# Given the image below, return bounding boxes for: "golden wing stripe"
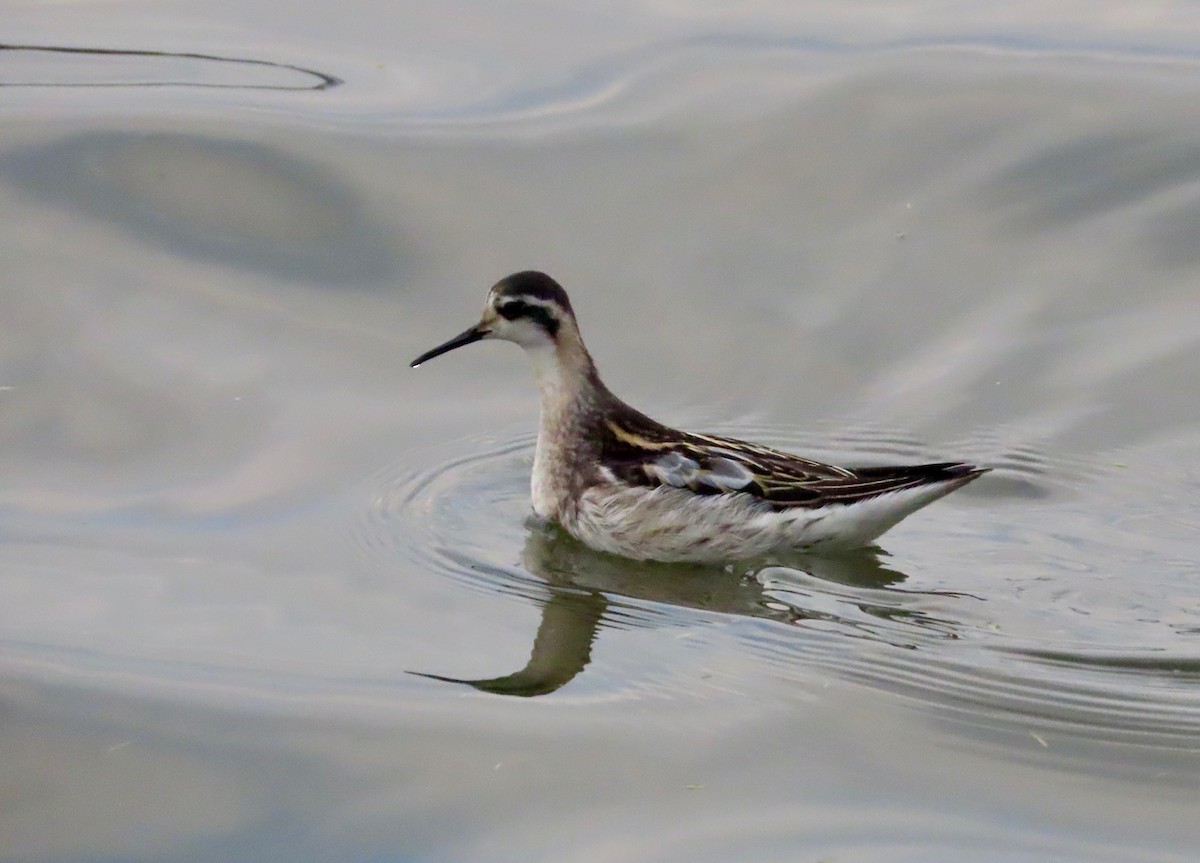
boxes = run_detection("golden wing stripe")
[605,419,675,450]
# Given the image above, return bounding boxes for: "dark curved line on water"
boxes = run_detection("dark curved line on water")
[0,43,342,91]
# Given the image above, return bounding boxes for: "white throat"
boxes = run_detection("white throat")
[524,336,597,520]
[526,340,573,402]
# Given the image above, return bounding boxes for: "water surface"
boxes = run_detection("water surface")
[2,4,1200,861]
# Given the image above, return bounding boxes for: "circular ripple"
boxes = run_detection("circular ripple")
[349,419,1005,613]
[352,424,1200,748]
[351,429,544,602]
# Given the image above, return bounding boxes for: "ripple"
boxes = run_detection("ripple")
[350,421,991,642]
[0,131,397,286]
[352,430,544,601]
[0,44,339,90]
[352,426,1200,747]
[350,420,992,606]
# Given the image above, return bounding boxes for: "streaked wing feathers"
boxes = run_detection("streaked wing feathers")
[602,426,981,510]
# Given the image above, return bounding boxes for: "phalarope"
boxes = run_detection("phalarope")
[412,271,987,562]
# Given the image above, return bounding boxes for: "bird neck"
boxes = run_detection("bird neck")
[524,330,607,518]
[524,328,603,422]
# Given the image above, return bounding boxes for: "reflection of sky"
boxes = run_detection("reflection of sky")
[3,4,1200,860]
[1,133,397,285]
[6,2,1200,123]
[2,43,1200,693]
[5,668,1199,862]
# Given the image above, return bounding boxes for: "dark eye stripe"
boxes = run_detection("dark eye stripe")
[498,300,560,337]
[497,301,530,320]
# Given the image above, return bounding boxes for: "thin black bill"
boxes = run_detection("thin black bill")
[410,326,487,367]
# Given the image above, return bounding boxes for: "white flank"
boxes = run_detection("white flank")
[565,476,972,562]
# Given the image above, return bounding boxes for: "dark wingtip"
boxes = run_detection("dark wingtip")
[927,462,991,485]
[853,461,990,486]
[944,462,990,480]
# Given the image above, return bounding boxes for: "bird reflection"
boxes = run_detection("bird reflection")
[408,584,605,697]
[408,521,956,697]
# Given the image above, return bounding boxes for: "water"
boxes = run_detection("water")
[3,5,1200,861]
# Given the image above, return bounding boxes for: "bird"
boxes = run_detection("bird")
[411,271,987,562]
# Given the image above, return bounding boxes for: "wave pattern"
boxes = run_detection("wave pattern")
[350,425,1200,747]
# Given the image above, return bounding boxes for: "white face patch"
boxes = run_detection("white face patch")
[484,294,564,348]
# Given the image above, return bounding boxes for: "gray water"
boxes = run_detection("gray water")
[2,4,1200,861]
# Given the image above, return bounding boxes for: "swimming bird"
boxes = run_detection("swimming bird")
[411,271,987,562]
